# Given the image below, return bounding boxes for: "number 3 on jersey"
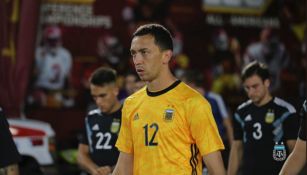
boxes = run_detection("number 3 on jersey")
[252,122,262,140]
[143,123,159,146]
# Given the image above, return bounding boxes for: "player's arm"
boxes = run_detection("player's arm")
[77,143,111,175]
[188,97,226,174]
[216,94,234,146]
[112,152,133,175]
[223,117,234,146]
[284,113,300,153]
[227,140,243,175]
[203,151,226,175]
[279,138,306,175]
[286,139,296,152]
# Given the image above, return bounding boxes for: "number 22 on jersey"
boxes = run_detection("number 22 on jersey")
[95,132,112,149]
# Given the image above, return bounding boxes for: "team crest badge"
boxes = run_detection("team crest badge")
[164,109,174,122]
[273,142,287,161]
[110,119,120,133]
[133,113,139,121]
[265,109,275,124]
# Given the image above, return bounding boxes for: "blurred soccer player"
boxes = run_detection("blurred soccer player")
[228,61,299,175]
[77,67,122,175]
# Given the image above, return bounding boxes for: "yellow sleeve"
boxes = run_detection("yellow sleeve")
[188,97,224,156]
[115,101,133,154]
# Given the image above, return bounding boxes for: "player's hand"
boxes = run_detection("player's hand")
[95,166,112,175]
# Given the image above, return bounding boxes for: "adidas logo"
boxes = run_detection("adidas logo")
[92,124,99,131]
[244,114,252,122]
[133,113,139,121]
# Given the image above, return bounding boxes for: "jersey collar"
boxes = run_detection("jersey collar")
[146,80,181,97]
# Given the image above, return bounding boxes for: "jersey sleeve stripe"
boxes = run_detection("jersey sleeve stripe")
[272,112,292,127]
[274,97,296,113]
[85,117,93,152]
[234,113,244,128]
[272,112,292,142]
[189,144,199,175]
[237,100,252,110]
[88,109,101,116]
[234,113,247,142]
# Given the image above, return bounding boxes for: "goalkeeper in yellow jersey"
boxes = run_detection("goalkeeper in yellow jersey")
[112,23,226,175]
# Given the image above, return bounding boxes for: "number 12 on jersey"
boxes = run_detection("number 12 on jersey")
[143,123,159,146]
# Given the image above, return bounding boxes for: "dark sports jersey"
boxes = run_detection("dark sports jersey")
[79,107,121,166]
[298,100,306,141]
[233,97,299,175]
[0,108,21,168]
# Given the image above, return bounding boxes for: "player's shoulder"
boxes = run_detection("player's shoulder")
[177,82,209,106]
[124,87,147,104]
[273,97,296,113]
[178,82,203,98]
[87,108,101,117]
[237,99,253,111]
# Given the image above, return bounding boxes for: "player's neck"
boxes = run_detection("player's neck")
[147,72,177,93]
[109,101,122,114]
[255,94,272,107]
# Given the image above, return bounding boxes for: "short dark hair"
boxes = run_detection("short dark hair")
[89,67,117,86]
[241,61,270,82]
[132,23,173,51]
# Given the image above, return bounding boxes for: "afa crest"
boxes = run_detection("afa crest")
[265,109,275,124]
[164,109,174,122]
[273,142,287,161]
[110,119,120,133]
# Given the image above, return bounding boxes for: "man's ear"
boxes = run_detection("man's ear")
[264,79,270,88]
[113,85,119,96]
[162,50,173,64]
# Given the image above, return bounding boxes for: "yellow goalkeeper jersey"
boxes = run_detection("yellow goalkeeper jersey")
[116,80,224,175]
